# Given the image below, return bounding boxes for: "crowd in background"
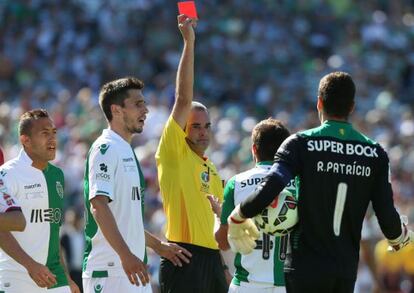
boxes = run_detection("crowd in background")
[1,0,414,292]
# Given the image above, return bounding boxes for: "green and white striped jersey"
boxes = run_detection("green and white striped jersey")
[83,129,146,278]
[0,150,68,288]
[221,162,296,288]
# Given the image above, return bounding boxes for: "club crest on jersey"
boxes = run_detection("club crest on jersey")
[99,144,110,155]
[56,181,64,198]
[94,284,103,293]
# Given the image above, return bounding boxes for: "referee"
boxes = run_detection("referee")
[155,15,227,293]
[228,72,413,293]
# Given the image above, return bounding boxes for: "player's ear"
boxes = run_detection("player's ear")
[20,134,30,148]
[349,101,355,115]
[110,104,122,119]
[252,144,257,156]
[317,96,323,112]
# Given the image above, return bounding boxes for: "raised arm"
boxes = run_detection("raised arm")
[171,14,196,129]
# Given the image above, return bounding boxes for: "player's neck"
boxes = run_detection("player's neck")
[109,124,132,144]
[320,113,349,124]
[28,154,48,170]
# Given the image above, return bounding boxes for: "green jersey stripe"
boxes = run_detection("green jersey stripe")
[83,148,99,272]
[44,164,68,288]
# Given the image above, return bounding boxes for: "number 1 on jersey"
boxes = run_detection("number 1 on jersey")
[333,182,347,236]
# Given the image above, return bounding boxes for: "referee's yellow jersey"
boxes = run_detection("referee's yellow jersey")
[155,116,223,249]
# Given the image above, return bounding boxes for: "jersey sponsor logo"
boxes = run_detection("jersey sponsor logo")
[24,183,41,189]
[122,157,134,162]
[240,177,264,188]
[307,140,378,158]
[131,186,141,201]
[316,161,371,177]
[30,208,62,224]
[96,163,110,181]
[56,181,64,198]
[99,163,108,172]
[99,144,110,155]
[96,173,110,181]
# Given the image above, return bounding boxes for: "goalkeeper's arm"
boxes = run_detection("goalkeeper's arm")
[240,162,293,218]
[387,216,413,251]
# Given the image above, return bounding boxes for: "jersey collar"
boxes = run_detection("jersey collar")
[256,161,273,166]
[103,129,129,145]
[324,120,352,128]
[17,148,33,166]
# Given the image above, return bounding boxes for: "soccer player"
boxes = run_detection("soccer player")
[155,15,228,293]
[216,118,293,293]
[83,77,191,293]
[0,109,79,293]
[227,72,413,293]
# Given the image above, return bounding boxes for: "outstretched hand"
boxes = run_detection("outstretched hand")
[178,14,197,42]
[207,194,221,218]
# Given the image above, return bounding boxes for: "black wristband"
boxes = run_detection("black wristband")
[223,264,229,271]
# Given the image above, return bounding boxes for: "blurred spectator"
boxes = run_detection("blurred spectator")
[61,208,84,292]
[0,147,4,165]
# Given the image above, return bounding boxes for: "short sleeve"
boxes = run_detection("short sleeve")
[155,116,187,165]
[87,143,117,201]
[220,177,235,225]
[0,174,20,213]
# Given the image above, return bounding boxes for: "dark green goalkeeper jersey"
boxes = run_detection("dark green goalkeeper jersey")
[240,120,402,279]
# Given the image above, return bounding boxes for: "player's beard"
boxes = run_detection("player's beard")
[126,124,142,134]
[123,116,143,134]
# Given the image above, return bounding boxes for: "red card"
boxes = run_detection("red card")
[178,1,198,19]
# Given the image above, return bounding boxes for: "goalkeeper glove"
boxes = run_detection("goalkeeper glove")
[388,215,414,252]
[227,204,259,255]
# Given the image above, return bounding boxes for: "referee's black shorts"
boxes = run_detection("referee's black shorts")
[159,242,228,293]
[285,273,356,293]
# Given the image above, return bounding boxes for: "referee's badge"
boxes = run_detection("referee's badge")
[200,170,210,192]
[56,181,64,199]
[201,171,210,183]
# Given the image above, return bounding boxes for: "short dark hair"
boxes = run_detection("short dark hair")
[252,118,290,161]
[99,77,144,121]
[318,72,355,118]
[19,109,50,136]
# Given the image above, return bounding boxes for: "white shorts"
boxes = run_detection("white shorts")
[0,271,70,293]
[229,282,286,293]
[83,276,152,293]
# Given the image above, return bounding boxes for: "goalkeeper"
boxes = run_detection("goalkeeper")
[228,72,413,293]
[215,118,293,293]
